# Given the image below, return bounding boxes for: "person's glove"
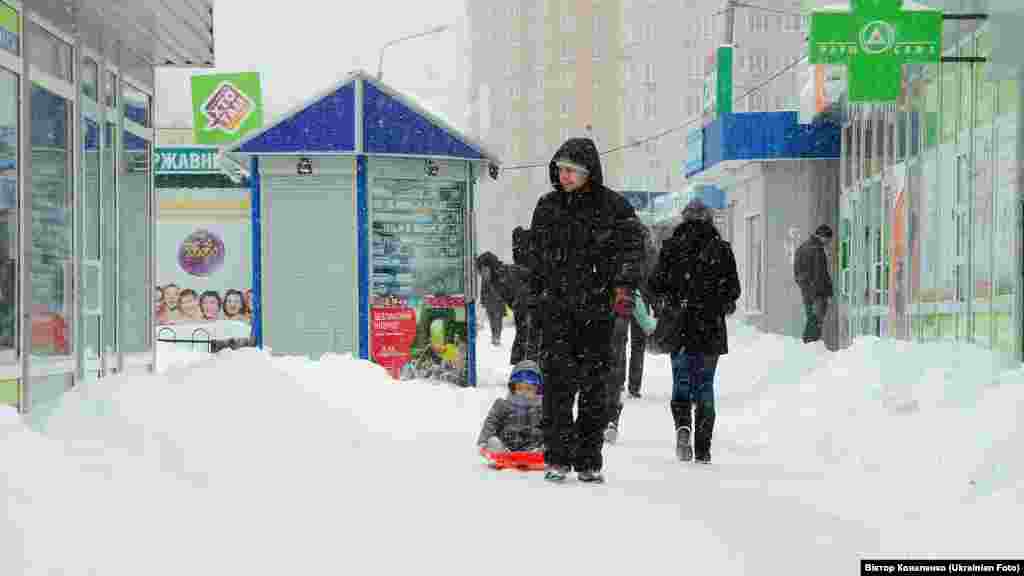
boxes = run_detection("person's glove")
[613,287,634,318]
[632,289,658,335]
[485,436,506,453]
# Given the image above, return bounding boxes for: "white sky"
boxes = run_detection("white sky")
[156,0,468,132]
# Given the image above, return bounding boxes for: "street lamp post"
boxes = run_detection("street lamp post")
[377,24,449,81]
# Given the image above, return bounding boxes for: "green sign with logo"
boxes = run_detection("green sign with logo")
[191,72,264,145]
[809,0,942,102]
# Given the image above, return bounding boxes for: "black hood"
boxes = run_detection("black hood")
[476,251,502,272]
[549,137,604,191]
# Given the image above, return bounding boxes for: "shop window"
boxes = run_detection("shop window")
[123,83,150,128]
[82,57,99,102]
[0,68,16,372]
[119,129,151,353]
[105,71,117,108]
[28,22,72,82]
[30,85,72,357]
[745,214,763,313]
[940,64,957,145]
[0,2,19,56]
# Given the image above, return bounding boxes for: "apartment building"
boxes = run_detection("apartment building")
[467,1,624,262]
[620,0,808,195]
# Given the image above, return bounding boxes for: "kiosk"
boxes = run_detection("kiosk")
[226,71,499,386]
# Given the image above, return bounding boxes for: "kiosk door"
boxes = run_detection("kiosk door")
[262,174,356,358]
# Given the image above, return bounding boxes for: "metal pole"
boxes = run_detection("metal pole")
[723,0,736,45]
[17,6,31,413]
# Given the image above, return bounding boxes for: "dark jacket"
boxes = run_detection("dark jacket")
[526,138,645,327]
[794,235,833,303]
[476,394,544,452]
[477,252,531,311]
[648,219,741,355]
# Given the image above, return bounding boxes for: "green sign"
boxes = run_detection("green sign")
[0,2,19,55]
[191,72,263,145]
[809,0,942,102]
[154,146,222,174]
[702,45,733,122]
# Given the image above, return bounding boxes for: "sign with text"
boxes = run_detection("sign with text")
[809,0,942,102]
[191,72,264,145]
[154,147,221,174]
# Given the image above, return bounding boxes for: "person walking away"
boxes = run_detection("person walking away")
[524,137,645,484]
[793,224,834,344]
[648,199,740,464]
[603,224,657,444]
[477,253,507,346]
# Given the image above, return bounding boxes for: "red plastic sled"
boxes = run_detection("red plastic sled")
[479,447,545,471]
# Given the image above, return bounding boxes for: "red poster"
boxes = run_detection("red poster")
[371,306,418,379]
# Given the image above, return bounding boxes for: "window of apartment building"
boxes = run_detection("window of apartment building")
[643,93,657,120]
[560,100,570,118]
[738,51,746,71]
[560,125,570,142]
[509,85,521,100]
[509,4,520,19]
[535,72,544,92]
[593,78,600,91]
[593,41,602,61]
[745,214,764,312]
[560,12,576,33]
[705,14,714,40]
[643,22,655,43]
[623,62,633,83]
[505,61,515,77]
[561,39,572,61]
[644,62,655,84]
[593,15,603,41]
[687,94,697,117]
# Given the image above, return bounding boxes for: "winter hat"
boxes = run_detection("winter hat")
[554,157,590,176]
[681,198,713,223]
[508,359,543,394]
[815,224,834,239]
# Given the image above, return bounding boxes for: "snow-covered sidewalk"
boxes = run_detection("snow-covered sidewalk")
[2,319,1021,575]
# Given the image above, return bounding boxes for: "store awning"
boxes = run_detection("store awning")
[685,111,841,185]
[28,0,215,68]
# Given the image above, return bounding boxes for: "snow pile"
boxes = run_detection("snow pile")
[2,320,1021,574]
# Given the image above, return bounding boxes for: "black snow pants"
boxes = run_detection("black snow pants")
[509,308,540,365]
[540,308,613,473]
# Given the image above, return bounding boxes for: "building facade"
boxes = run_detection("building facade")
[467,0,625,262]
[0,1,215,414]
[837,8,1022,375]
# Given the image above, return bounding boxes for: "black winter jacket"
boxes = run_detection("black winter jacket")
[648,219,741,355]
[793,235,833,303]
[526,138,645,325]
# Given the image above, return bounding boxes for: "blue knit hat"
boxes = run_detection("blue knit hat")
[509,359,543,395]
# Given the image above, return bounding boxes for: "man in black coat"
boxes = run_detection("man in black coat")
[475,250,536,365]
[525,137,645,483]
[649,199,741,464]
[793,224,834,344]
[509,227,539,365]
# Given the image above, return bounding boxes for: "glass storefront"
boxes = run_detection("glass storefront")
[0,65,16,405]
[840,21,1021,370]
[0,6,157,411]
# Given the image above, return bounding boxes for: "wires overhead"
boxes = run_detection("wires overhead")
[499,50,811,173]
[734,1,804,18]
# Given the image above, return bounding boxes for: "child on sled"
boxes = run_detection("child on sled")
[477,360,544,468]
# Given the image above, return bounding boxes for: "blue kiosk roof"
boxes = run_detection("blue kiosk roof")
[228,70,498,163]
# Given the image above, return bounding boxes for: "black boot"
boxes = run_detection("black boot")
[694,402,716,464]
[670,401,693,461]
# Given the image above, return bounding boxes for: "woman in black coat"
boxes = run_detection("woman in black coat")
[648,198,741,464]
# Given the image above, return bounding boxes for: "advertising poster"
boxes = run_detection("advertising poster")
[155,147,252,339]
[370,177,468,384]
[190,72,263,146]
[370,305,418,379]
